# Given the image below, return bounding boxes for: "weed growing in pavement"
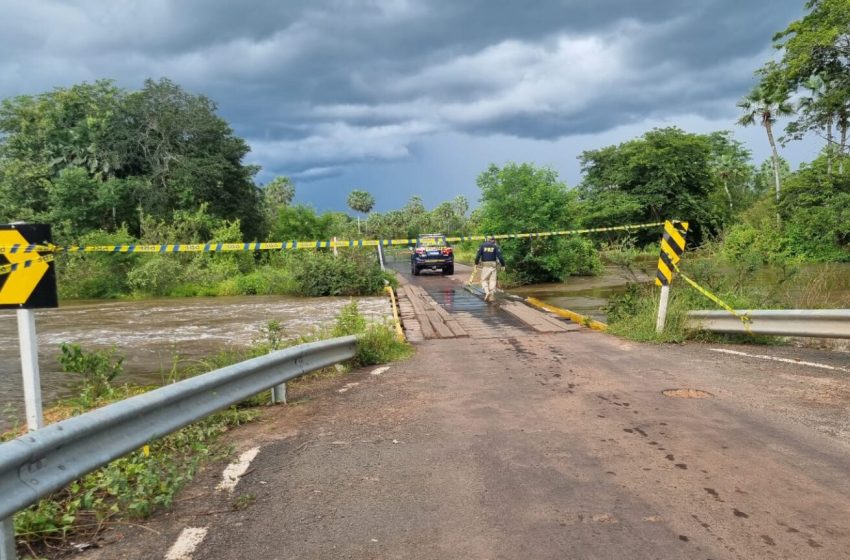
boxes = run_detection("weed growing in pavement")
[231,493,257,511]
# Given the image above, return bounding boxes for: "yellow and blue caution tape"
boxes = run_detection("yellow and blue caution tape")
[0,221,674,277]
[0,254,55,276]
[671,263,753,333]
[654,220,689,287]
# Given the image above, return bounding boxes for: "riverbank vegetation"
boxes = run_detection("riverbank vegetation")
[5,302,409,557]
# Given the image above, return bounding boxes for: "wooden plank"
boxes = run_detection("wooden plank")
[427,293,468,337]
[444,319,468,338]
[425,310,455,338]
[500,302,572,333]
[403,286,439,339]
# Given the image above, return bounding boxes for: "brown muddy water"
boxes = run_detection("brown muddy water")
[0,296,391,428]
[509,266,651,323]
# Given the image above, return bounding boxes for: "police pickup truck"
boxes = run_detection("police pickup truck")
[410,234,454,275]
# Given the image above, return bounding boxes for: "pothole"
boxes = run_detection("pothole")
[662,388,714,399]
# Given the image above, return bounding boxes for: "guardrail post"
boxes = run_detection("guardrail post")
[271,382,287,405]
[0,517,15,560]
[656,285,670,334]
[17,309,43,431]
[377,240,385,270]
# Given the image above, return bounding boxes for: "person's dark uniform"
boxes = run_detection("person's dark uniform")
[474,236,505,302]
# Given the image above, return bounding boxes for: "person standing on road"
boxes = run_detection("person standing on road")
[474,235,505,302]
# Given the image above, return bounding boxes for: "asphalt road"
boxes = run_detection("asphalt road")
[79,271,850,560]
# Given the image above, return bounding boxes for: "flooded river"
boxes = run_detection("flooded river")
[1,295,391,428]
[510,266,650,323]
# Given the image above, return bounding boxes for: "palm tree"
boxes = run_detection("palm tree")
[715,154,740,211]
[347,189,375,235]
[737,85,794,203]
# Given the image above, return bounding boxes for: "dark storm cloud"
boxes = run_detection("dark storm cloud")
[0,0,805,180]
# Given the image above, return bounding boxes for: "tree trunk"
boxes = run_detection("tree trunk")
[765,122,782,203]
[723,180,733,211]
[827,118,833,178]
[841,119,848,175]
[357,215,361,235]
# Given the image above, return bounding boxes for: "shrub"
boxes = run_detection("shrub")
[126,257,185,296]
[331,301,412,365]
[289,250,385,296]
[57,229,137,299]
[58,343,124,407]
[355,323,412,366]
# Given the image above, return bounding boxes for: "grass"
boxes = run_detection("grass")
[601,245,849,344]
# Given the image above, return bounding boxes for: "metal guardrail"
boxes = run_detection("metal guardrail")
[685,309,850,338]
[0,336,357,552]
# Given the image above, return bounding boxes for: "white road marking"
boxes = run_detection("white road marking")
[338,382,360,393]
[371,366,390,376]
[710,348,850,373]
[165,527,208,560]
[216,447,260,493]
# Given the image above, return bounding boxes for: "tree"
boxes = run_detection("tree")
[477,162,600,282]
[707,131,755,212]
[270,204,348,241]
[0,78,264,240]
[578,127,723,243]
[263,176,295,208]
[737,82,794,203]
[771,0,850,172]
[262,176,295,233]
[346,189,375,234]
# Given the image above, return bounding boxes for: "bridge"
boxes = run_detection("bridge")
[2,238,850,559]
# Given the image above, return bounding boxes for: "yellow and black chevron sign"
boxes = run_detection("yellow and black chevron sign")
[655,220,689,287]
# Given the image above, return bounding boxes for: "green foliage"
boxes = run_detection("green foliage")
[355,323,412,366]
[14,403,256,553]
[476,162,599,283]
[578,127,725,243]
[365,195,473,240]
[605,272,779,344]
[346,189,375,215]
[59,343,124,407]
[270,204,349,241]
[0,78,264,240]
[289,250,385,296]
[57,228,137,299]
[333,301,368,336]
[347,189,376,234]
[331,300,412,366]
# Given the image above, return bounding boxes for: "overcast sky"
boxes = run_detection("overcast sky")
[0,0,819,212]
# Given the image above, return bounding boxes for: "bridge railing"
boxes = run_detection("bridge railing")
[0,335,358,558]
